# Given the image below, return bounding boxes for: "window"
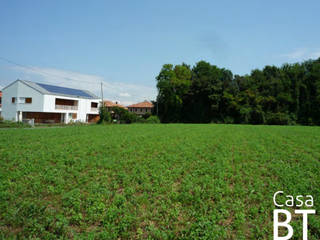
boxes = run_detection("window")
[26,98,32,104]
[12,97,16,103]
[91,102,98,108]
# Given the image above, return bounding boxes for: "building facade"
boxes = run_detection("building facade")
[127,100,154,116]
[2,80,100,123]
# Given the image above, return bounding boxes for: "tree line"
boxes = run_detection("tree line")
[156,58,320,125]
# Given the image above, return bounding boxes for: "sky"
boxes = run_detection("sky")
[0,0,319,105]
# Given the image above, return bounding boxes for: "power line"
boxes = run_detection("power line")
[0,56,101,86]
[0,56,154,102]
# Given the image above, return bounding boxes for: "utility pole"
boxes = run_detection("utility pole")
[101,82,104,107]
[157,100,159,116]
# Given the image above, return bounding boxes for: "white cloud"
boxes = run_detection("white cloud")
[119,92,131,97]
[12,65,157,106]
[280,48,320,61]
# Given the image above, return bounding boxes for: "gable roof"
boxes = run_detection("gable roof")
[127,100,154,108]
[104,100,127,109]
[4,80,99,99]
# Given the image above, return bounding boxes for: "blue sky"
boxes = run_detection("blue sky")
[0,0,319,104]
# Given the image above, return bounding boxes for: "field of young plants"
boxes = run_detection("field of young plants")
[0,124,319,239]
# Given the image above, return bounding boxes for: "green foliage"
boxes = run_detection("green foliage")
[98,106,111,124]
[156,59,320,125]
[0,124,319,239]
[0,120,31,128]
[111,106,138,123]
[122,111,138,124]
[156,63,192,123]
[107,106,157,124]
[146,115,160,123]
[265,112,290,125]
[142,112,151,119]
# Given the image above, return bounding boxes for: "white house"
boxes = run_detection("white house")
[2,80,101,123]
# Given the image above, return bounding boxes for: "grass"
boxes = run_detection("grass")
[0,120,31,128]
[0,124,319,239]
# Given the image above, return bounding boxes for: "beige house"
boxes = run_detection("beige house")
[127,100,154,116]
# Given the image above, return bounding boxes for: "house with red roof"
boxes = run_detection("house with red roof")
[103,100,127,111]
[127,100,154,116]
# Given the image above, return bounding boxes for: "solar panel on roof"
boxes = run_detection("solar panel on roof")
[37,83,93,98]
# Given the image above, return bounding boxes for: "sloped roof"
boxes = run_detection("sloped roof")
[127,100,154,108]
[4,80,99,99]
[104,100,127,109]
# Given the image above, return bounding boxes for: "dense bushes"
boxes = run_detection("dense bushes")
[156,58,320,125]
[265,112,291,125]
[145,115,160,123]
[0,120,31,128]
[98,106,159,124]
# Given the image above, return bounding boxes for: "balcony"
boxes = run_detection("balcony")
[55,105,78,110]
[55,98,78,111]
[90,107,98,112]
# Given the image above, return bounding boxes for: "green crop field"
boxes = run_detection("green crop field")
[0,124,319,239]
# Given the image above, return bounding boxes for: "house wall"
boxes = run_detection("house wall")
[2,83,18,120]
[128,107,152,115]
[87,114,100,123]
[43,95,100,122]
[43,95,78,113]
[2,81,44,121]
[24,112,62,123]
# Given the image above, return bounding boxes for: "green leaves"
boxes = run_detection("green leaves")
[156,58,320,125]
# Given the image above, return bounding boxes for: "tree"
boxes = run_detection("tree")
[98,106,111,124]
[156,64,192,122]
[155,58,320,125]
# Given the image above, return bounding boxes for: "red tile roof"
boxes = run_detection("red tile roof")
[127,100,154,108]
[104,100,127,109]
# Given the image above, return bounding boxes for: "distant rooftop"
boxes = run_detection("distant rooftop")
[104,100,127,109]
[127,100,153,108]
